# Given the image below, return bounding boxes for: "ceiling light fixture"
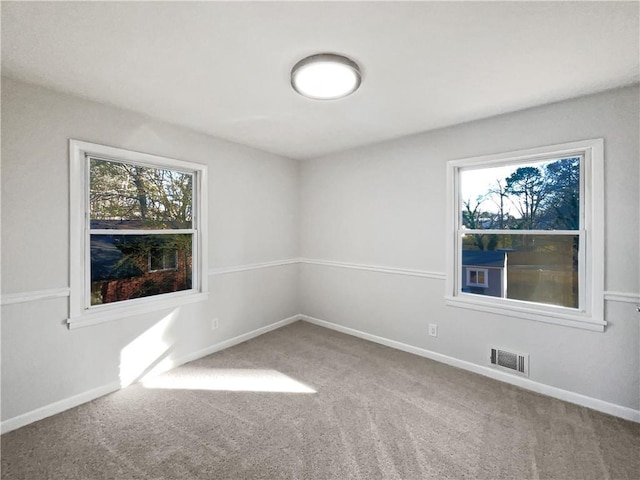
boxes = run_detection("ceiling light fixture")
[291,53,361,100]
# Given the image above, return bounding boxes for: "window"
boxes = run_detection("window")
[69,140,208,328]
[466,268,489,288]
[446,139,604,331]
[149,248,178,272]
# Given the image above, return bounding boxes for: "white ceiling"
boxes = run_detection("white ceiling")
[2,2,638,160]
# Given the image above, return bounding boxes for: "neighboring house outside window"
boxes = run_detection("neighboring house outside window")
[462,251,506,297]
[69,140,208,328]
[446,139,604,331]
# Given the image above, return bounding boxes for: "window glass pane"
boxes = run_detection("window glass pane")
[90,158,193,230]
[462,234,578,308]
[460,157,580,230]
[90,234,193,305]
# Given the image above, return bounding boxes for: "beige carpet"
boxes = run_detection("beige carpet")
[2,321,639,479]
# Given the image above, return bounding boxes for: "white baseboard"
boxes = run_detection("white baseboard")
[299,314,640,423]
[4,312,636,434]
[0,314,301,435]
[0,381,122,435]
[162,314,300,369]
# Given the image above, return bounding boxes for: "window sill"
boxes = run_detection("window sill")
[67,291,209,329]
[445,295,606,332]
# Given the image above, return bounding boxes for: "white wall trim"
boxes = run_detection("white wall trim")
[3,311,638,433]
[0,288,71,306]
[445,295,606,332]
[0,314,300,434]
[604,291,640,304]
[299,259,639,307]
[0,260,300,307]
[67,292,210,330]
[0,381,122,435]
[163,314,300,369]
[208,258,299,276]
[299,314,640,423]
[3,279,637,309]
[299,258,446,280]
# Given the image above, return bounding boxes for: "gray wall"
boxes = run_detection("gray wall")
[1,77,300,423]
[2,77,638,427]
[299,85,640,411]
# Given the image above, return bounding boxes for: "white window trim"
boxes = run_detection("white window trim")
[466,268,489,288]
[445,139,605,332]
[68,140,208,329]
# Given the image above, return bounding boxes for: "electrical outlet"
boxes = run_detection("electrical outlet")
[428,323,438,337]
[211,318,219,330]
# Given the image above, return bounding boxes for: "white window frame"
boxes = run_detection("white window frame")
[466,268,489,288]
[445,139,605,332]
[68,140,208,329]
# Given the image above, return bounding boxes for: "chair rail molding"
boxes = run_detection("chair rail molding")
[1,267,637,307]
[603,291,640,304]
[0,288,71,306]
[208,258,299,276]
[299,258,446,280]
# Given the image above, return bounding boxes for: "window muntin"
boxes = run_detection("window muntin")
[446,139,604,331]
[69,140,208,328]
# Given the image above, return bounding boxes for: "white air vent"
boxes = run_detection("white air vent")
[490,347,529,377]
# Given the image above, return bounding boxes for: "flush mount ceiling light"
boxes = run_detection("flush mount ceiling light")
[291,53,361,100]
